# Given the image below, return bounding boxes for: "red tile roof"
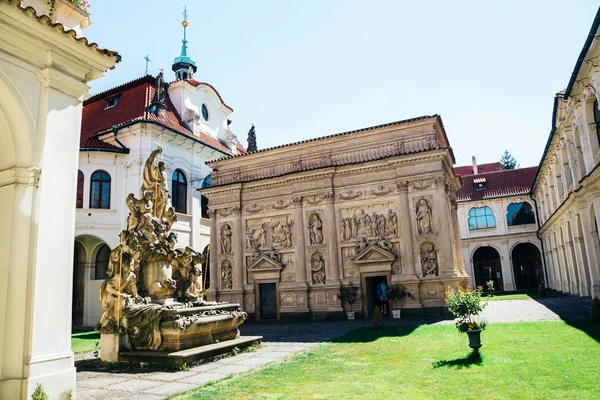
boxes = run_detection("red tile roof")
[454,162,502,176]
[456,166,538,202]
[81,75,239,155]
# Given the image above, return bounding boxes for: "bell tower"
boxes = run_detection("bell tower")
[172,4,197,80]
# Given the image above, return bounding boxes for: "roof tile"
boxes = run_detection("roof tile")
[456,167,538,202]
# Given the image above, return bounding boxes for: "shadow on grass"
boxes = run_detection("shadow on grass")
[329,325,420,343]
[72,331,99,340]
[432,350,483,369]
[565,320,600,343]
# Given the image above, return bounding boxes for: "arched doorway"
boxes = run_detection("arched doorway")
[511,243,543,290]
[473,246,503,291]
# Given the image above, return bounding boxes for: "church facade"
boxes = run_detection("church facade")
[202,115,467,320]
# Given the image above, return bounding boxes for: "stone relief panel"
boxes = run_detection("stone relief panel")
[281,254,296,282]
[343,265,359,279]
[221,260,233,289]
[310,252,326,284]
[308,213,324,245]
[271,217,294,248]
[281,292,297,307]
[245,215,295,254]
[420,241,438,277]
[339,203,398,242]
[419,281,445,300]
[220,223,233,254]
[243,292,255,309]
[415,198,433,235]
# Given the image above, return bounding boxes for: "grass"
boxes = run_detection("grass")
[71,331,99,354]
[169,321,600,400]
[484,291,539,301]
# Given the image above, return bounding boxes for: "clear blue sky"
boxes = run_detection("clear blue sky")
[85,0,599,168]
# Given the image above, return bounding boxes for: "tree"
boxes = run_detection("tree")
[499,150,518,170]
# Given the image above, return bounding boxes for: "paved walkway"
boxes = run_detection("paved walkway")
[75,297,592,400]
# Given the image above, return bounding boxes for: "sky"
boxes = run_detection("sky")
[85,0,599,168]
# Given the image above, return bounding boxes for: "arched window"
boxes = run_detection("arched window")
[76,170,84,208]
[95,244,111,280]
[594,99,600,145]
[172,169,187,214]
[468,206,496,230]
[200,175,211,219]
[507,202,536,226]
[90,170,111,209]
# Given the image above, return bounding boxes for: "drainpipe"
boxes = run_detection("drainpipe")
[112,125,130,152]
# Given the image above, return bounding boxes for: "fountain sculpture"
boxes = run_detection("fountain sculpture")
[95,147,260,364]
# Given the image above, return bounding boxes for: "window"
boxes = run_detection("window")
[201,104,209,121]
[468,206,496,230]
[90,170,111,209]
[474,182,486,190]
[76,170,84,208]
[172,169,187,214]
[95,244,111,280]
[594,99,600,145]
[200,175,211,218]
[507,202,536,226]
[105,95,120,109]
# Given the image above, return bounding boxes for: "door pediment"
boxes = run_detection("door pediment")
[248,255,283,271]
[354,244,396,264]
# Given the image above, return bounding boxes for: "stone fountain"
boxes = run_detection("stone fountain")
[95,147,260,365]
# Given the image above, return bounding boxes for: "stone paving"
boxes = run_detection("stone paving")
[75,296,592,400]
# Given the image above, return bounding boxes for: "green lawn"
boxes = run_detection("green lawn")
[170,321,600,400]
[484,291,539,301]
[71,331,99,354]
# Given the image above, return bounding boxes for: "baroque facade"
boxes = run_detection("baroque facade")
[202,115,467,320]
[0,0,118,398]
[455,161,545,292]
[531,10,600,299]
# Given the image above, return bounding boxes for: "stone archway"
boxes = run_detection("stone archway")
[473,246,503,291]
[511,243,543,290]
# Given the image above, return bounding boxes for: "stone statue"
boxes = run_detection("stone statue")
[163,206,177,230]
[282,219,294,248]
[267,245,281,263]
[363,213,373,237]
[246,225,255,249]
[356,235,368,253]
[421,243,438,276]
[247,124,257,153]
[150,72,169,119]
[221,261,233,289]
[343,218,353,241]
[371,212,378,236]
[387,209,398,236]
[308,214,323,245]
[376,235,393,253]
[376,213,386,237]
[171,247,204,302]
[259,222,268,248]
[141,147,170,220]
[97,251,143,332]
[221,224,233,254]
[416,199,433,234]
[311,254,326,284]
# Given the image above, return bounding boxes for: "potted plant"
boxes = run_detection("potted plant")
[445,284,487,352]
[338,281,360,320]
[387,283,414,319]
[486,280,495,297]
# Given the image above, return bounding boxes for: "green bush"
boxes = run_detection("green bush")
[31,384,48,400]
[445,284,487,333]
[371,306,384,329]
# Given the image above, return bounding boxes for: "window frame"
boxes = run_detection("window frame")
[94,244,111,280]
[90,170,111,209]
[171,169,187,214]
[468,206,497,230]
[506,201,536,226]
[76,170,84,208]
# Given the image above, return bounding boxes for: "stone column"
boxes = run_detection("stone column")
[549,232,565,292]
[432,178,456,277]
[563,231,580,295]
[462,243,474,287]
[500,240,515,291]
[543,236,555,289]
[208,209,218,296]
[556,234,572,293]
[292,197,307,284]
[324,193,340,282]
[233,207,244,290]
[450,197,465,273]
[397,182,416,277]
[580,203,600,299]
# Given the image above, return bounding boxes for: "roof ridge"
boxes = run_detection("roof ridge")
[85,75,154,105]
[459,166,538,178]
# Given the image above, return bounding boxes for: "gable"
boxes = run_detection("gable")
[354,245,396,264]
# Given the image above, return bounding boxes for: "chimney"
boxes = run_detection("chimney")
[472,156,478,175]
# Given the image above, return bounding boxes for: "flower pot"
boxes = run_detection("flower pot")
[347,311,355,320]
[392,309,401,319]
[466,329,483,352]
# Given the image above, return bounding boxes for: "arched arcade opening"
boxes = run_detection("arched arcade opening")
[511,243,544,290]
[473,246,503,291]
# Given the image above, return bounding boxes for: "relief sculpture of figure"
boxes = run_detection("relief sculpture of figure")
[259,222,268,248]
[308,214,323,245]
[376,213,386,237]
[371,212,379,237]
[376,234,393,253]
[363,213,373,237]
[416,199,433,234]
[221,225,233,254]
[311,255,326,284]
[356,235,368,253]
[342,218,352,241]
[221,261,233,289]
[421,243,438,276]
[171,247,203,301]
[387,209,398,236]
[246,225,255,249]
[141,147,170,220]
